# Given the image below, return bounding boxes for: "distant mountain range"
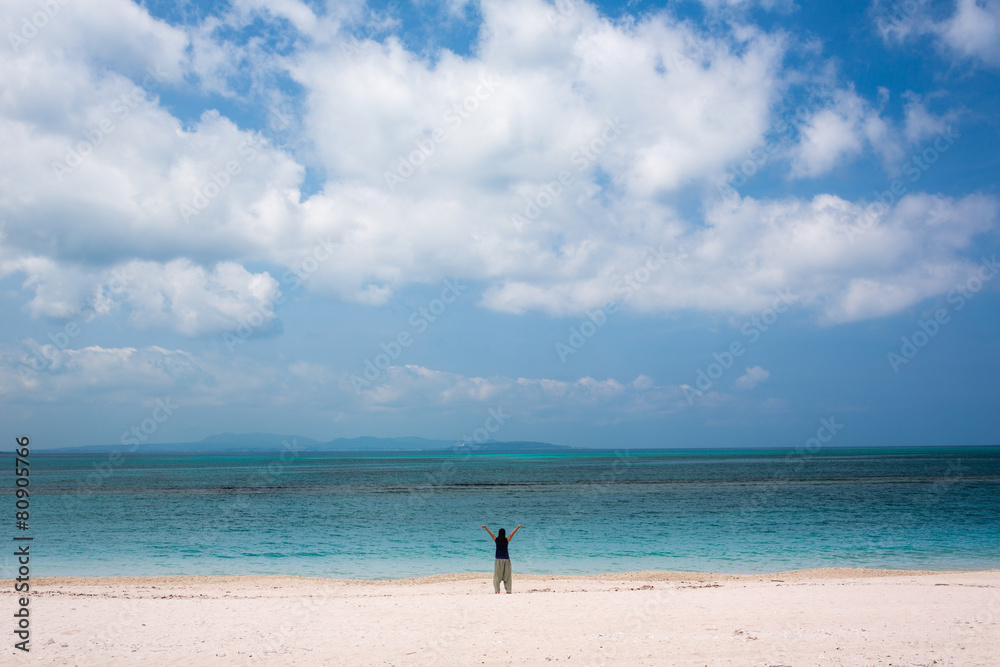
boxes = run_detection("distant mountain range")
[41,432,577,454]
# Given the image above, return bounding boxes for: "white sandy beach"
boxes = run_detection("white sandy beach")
[4,569,998,666]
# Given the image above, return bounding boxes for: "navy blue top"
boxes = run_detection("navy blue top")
[495,537,509,559]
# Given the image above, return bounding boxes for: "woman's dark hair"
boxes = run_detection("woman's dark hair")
[497,528,506,539]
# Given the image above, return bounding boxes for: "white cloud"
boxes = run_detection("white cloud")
[1,257,281,336]
[1,346,693,422]
[350,364,632,411]
[0,0,994,340]
[443,0,476,17]
[876,0,1000,68]
[734,365,769,390]
[699,0,798,11]
[3,0,188,79]
[0,342,311,408]
[234,0,319,34]
[293,0,785,200]
[936,0,1000,66]
[344,364,795,421]
[788,87,953,178]
[482,192,997,322]
[632,374,655,390]
[902,92,951,144]
[115,260,282,336]
[791,100,865,177]
[3,344,201,397]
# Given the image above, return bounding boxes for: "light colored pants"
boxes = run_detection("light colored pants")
[494,558,512,593]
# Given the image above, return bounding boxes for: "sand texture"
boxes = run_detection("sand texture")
[3,568,998,665]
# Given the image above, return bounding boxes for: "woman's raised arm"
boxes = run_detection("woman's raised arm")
[508,524,523,541]
[481,525,496,541]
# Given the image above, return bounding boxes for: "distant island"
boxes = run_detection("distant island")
[39,432,578,454]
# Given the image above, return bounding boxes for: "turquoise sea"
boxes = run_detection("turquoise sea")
[7,447,1000,578]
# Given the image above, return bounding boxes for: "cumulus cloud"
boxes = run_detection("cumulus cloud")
[3,344,201,397]
[3,0,188,81]
[790,92,867,178]
[876,0,1000,68]
[482,191,996,322]
[935,0,1000,66]
[788,87,955,178]
[114,260,282,336]
[0,342,314,408]
[0,0,994,341]
[734,365,769,390]
[632,374,655,390]
[1,257,281,336]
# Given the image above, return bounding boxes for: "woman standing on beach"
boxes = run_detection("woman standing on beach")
[482,524,522,594]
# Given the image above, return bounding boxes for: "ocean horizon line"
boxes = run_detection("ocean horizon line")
[14,443,1000,455]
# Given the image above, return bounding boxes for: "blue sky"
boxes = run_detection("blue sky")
[1,0,998,449]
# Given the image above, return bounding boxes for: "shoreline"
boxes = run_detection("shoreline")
[9,565,1000,589]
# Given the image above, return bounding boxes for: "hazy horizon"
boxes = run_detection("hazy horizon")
[2,0,998,450]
